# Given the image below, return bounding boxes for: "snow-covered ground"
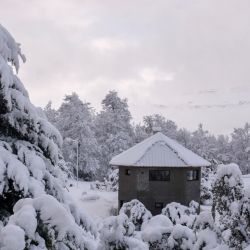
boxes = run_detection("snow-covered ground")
[67,179,118,220]
[243,174,250,196]
[67,175,250,221]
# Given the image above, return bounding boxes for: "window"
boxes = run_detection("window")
[186,170,199,181]
[125,169,131,176]
[149,170,170,181]
[155,202,164,209]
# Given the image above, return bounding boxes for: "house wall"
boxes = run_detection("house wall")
[118,166,201,215]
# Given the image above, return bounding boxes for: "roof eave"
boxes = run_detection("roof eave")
[110,163,209,168]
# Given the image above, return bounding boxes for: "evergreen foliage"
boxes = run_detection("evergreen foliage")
[0,24,97,250]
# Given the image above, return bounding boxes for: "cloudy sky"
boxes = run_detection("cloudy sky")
[1,0,250,135]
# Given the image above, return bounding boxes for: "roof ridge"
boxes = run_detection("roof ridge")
[161,136,189,165]
[134,140,160,165]
[135,139,187,166]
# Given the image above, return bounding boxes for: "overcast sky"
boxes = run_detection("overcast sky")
[1,0,250,135]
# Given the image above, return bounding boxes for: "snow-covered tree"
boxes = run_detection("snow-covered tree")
[119,199,152,231]
[133,124,148,144]
[91,168,119,192]
[95,91,134,176]
[241,195,250,244]
[212,163,246,248]
[231,123,250,174]
[98,213,147,250]
[143,114,178,139]
[56,93,100,180]
[176,128,192,148]
[215,134,232,164]
[44,101,58,126]
[200,169,215,205]
[0,24,96,249]
[190,124,218,166]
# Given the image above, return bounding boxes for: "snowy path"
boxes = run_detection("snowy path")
[67,180,118,220]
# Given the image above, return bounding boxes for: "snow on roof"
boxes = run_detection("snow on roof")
[110,132,211,167]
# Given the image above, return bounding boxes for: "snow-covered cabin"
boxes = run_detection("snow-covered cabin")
[110,132,211,215]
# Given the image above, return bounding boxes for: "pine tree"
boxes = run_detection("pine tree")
[44,101,58,125]
[143,114,178,139]
[0,24,96,249]
[231,123,250,174]
[95,91,134,176]
[56,93,100,180]
[212,163,246,248]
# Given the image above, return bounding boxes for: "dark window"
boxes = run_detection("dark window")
[125,169,131,176]
[155,202,164,209]
[149,170,170,181]
[187,170,199,181]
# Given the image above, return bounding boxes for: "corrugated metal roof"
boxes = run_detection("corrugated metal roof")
[110,132,211,167]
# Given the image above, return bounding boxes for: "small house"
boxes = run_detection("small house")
[110,132,211,215]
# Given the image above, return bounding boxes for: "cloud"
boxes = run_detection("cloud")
[154,100,250,110]
[90,38,138,53]
[198,89,218,94]
[139,68,175,82]
[1,0,250,134]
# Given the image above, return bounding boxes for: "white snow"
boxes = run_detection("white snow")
[68,179,118,220]
[9,204,37,239]
[110,132,211,167]
[0,224,25,250]
[141,215,173,242]
[168,224,196,249]
[0,146,30,195]
[81,193,100,201]
[162,201,198,228]
[243,174,250,197]
[194,228,218,250]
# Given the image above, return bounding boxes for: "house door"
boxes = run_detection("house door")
[137,170,149,192]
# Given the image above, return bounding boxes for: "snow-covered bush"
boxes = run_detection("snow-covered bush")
[0,24,97,249]
[119,199,152,230]
[193,211,214,232]
[242,195,250,244]
[98,213,147,250]
[161,201,198,228]
[1,195,97,250]
[141,215,173,249]
[193,228,221,250]
[192,211,222,249]
[91,168,118,192]
[212,163,246,248]
[201,169,215,205]
[167,224,196,249]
